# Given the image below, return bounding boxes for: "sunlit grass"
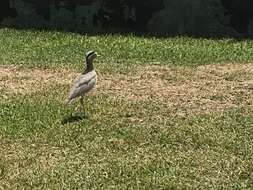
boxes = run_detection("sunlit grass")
[1,28,253,73]
[0,92,253,189]
[0,28,253,189]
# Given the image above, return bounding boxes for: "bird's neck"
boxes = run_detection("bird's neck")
[83,60,94,74]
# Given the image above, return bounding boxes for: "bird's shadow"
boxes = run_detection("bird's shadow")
[61,113,88,124]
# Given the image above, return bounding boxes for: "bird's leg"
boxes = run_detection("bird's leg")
[80,96,85,115]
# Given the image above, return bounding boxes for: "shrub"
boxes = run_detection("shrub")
[147,0,231,37]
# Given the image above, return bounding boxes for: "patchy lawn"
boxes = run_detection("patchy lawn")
[0,28,253,189]
[0,64,253,189]
[1,63,252,115]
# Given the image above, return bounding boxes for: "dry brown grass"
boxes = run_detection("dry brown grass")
[1,64,252,115]
[0,65,75,96]
[99,64,253,114]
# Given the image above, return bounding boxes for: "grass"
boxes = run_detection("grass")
[0,28,253,189]
[1,28,253,72]
[1,93,253,189]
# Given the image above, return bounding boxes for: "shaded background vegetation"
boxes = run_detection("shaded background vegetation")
[1,0,253,38]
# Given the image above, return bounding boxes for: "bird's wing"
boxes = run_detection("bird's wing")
[68,71,97,100]
[77,70,96,87]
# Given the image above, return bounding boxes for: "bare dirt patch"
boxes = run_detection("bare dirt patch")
[1,64,252,115]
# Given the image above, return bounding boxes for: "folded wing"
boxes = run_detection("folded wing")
[67,70,97,103]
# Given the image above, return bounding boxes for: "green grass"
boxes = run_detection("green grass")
[1,92,253,189]
[0,28,253,189]
[1,28,253,72]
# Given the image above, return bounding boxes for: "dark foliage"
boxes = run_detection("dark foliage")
[0,0,253,38]
[0,0,17,22]
[221,0,253,34]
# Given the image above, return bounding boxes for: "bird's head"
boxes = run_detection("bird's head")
[85,51,98,64]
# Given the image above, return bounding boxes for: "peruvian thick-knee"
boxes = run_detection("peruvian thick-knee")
[66,51,98,106]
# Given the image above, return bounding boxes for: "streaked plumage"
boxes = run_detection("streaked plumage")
[66,51,98,107]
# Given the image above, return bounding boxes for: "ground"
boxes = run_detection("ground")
[1,28,253,189]
[1,63,253,189]
[1,63,252,115]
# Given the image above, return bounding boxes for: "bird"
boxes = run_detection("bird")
[66,51,98,113]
